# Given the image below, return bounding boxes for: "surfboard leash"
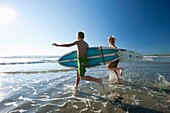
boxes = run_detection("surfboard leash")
[100,46,106,65]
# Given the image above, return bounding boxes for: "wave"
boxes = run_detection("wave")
[143,56,154,62]
[0,69,75,74]
[143,56,170,63]
[0,60,58,65]
[0,56,59,65]
[0,61,44,65]
[0,56,60,58]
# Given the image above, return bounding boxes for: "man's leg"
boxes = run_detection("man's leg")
[81,76,104,89]
[75,72,80,89]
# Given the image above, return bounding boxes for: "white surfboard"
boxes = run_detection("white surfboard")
[108,49,143,82]
[117,49,143,62]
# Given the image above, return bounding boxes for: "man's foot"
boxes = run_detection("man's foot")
[75,86,78,90]
[98,78,104,89]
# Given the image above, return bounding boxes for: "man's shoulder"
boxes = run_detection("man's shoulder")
[76,40,87,44]
[84,41,89,47]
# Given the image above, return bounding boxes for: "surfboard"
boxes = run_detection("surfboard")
[58,46,119,68]
[117,49,143,62]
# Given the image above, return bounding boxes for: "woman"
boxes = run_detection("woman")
[107,35,123,80]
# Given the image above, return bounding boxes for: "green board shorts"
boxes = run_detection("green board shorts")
[77,57,87,76]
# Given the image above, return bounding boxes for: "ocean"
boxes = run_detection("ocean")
[0,56,169,113]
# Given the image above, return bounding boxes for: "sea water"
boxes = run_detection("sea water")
[0,56,170,113]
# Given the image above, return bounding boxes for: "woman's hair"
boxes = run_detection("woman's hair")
[111,39,115,44]
[108,36,116,45]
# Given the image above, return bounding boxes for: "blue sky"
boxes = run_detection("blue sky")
[0,0,170,56]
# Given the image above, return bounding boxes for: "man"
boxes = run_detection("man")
[52,31,104,89]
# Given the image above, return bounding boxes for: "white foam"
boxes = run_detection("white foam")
[72,105,78,109]
[143,56,154,61]
[40,103,56,107]
[27,85,37,95]
[8,109,27,113]
[57,102,67,107]
[108,70,118,82]
[102,101,108,107]
[143,56,170,63]
[18,96,35,103]
[4,101,18,107]
[158,74,170,85]
[91,109,102,113]
[80,108,88,113]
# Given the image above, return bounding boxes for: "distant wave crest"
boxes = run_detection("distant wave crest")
[0,69,75,74]
[0,56,59,65]
[0,60,57,65]
[143,56,170,63]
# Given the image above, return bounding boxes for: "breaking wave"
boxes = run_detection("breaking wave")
[143,56,170,63]
[0,56,59,65]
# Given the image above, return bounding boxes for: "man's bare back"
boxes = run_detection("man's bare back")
[76,40,89,58]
